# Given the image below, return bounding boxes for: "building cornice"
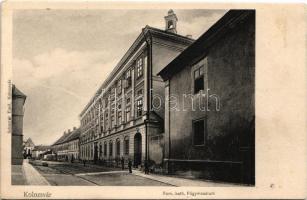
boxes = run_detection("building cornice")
[79,26,194,118]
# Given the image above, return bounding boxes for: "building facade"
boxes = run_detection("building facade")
[158,10,255,184]
[32,145,51,159]
[79,10,194,169]
[12,85,27,165]
[52,127,80,162]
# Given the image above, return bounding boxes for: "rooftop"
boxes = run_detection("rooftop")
[52,127,81,146]
[33,145,51,151]
[79,25,194,118]
[158,10,255,80]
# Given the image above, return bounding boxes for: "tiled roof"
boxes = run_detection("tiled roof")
[64,128,81,142]
[79,25,194,117]
[24,138,35,147]
[52,133,70,146]
[52,128,80,146]
[158,10,255,80]
[33,145,51,151]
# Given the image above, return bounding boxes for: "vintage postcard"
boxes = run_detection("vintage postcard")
[0,1,306,199]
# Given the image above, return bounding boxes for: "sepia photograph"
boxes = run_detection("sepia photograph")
[1,1,306,199]
[11,8,255,187]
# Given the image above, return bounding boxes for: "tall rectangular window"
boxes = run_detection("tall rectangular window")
[124,136,129,155]
[117,80,122,94]
[193,119,205,145]
[125,69,132,88]
[136,98,143,117]
[109,141,113,156]
[126,107,131,122]
[105,119,108,130]
[194,65,204,94]
[104,142,107,156]
[118,111,122,125]
[116,139,120,156]
[111,116,115,128]
[137,58,143,78]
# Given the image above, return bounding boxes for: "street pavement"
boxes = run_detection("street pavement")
[29,160,239,186]
[23,159,49,185]
[31,160,170,186]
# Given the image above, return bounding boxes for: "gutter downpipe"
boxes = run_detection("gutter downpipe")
[142,28,152,164]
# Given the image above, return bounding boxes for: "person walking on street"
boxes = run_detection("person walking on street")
[121,157,125,170]
[128,159,132,173]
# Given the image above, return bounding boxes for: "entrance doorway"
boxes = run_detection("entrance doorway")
[134,132,142,167]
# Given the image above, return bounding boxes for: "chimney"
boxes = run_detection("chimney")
[164,9,178,34]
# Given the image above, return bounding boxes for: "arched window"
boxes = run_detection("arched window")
[124,136,129,155]
[109,140,113,157]
[116,138,120,156]
[104,141,107,156]
[99,143,102,157]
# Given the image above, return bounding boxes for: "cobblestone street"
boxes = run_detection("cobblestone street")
[30,160,170,186]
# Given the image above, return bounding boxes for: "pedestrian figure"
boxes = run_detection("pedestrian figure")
[144,160,149,174]
[128,159,132,173]
[121,157,125,170]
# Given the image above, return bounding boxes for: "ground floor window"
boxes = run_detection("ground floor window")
[193,119,205,145]
[124,136,129,155]
[109,141,113,156]
[99,144,102,157]
[116,138,120,156]
[104,142,107,156]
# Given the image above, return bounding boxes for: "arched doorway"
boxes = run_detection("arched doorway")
[134,132,142,167]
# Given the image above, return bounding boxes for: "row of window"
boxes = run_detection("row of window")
[81,55,146,128]
[81,137,130,158]
[68,141,79,151]
[81,97,143,142]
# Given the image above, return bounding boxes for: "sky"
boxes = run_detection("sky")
[13,9,227,145]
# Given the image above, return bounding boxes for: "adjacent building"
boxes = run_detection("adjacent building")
[158,10,255,184]
[79,10,194,168]
[12,85,27,165]
[23,137,35,158]
[32,145,51,159]
[52,127,81,162]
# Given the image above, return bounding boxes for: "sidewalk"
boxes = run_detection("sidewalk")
[133,171,240,187]
[23,159,49,185]
[12,165,27,185]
